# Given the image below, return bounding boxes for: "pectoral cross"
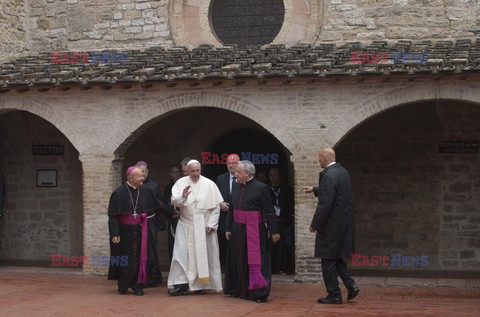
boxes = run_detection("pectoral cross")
[133,211,137,219]
[193,199,199,209]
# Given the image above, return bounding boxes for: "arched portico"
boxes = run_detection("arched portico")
[334,99,479,275]
[0,110,83,266]
[325,83,480,147]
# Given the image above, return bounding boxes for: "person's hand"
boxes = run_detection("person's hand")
[112,236,120,244]
[272,233,280,243]
[309,226,315,233]
[206,227,215,233]
[302,186,313,193]
[226,232,231,240]
[182,185,191,199]
[220,201,229,212]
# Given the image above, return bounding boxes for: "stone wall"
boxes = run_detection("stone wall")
[0,0,28,60]
[319,0,480,42]
[0,0,480,58]
[336,100,480,272]
[3,0,480,59]
[27,0,172,54]
[0,111,82,262]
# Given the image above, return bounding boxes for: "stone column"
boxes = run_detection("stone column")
[292,150,323,283]
[80,153,124,274]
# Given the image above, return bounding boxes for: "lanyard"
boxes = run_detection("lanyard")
[271,186,281,205]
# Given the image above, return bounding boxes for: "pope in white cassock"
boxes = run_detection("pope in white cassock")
[168,159,224,295]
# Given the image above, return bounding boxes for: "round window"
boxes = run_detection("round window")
[210,0,285,47]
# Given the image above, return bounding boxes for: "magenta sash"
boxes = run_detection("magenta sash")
[119,213,148,284]
[234,209,268,290]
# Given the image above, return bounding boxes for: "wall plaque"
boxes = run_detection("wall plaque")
[439,141,478,154]
[37,170,57,187]
[32,144,64,156]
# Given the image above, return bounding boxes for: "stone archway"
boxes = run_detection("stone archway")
[325,83,480,147]
[116,107,295,271]
[0,100,89,154]
[335,99,480,276]
[106,92,300,156]
[0,110,83,267]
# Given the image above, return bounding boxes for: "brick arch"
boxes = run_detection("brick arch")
[325,83,480,147]
[109,93,301,155]
[169,0,324,47]
[0,98,85,153]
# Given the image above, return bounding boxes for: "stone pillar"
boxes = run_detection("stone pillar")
[292,150,323,283]
[80,153,124,274]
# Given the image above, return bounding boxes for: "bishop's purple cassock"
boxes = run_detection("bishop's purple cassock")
[107,182,162,293]
[224,177,279,302]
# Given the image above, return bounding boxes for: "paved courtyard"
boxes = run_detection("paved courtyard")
[0,267,479,317]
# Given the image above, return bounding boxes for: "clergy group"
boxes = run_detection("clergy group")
[107,148,358,305]
[107,158,280,303]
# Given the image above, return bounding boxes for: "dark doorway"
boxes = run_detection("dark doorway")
[0,110,83,267]
[335,100,480,278]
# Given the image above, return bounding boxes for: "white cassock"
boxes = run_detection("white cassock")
[168,175,224,291]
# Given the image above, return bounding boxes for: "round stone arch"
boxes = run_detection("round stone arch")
[0,98,84,153]
[169,0,324,47]
[325,83,480,148]
[107,92,300,155]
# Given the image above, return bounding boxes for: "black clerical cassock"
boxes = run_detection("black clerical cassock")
[142,178,167,287]
[108,183,161,293]
[224,178,279,302]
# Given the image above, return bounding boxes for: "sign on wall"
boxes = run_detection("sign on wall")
[439,141,478,154]
[32,144,64,156]
[37,170,57,187]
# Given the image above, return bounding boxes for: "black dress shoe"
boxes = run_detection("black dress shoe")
[255,297,267,303]
[133,288,144,296]
[168,287,188,296]
[118,289,127,295]
[348,285,360,301]
[229,294,238,298]
[193,290,206,295]
[317,297,342,305]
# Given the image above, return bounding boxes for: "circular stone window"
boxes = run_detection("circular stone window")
[209,0,285,47]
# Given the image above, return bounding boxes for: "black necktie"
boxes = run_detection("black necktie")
[231,176,236,194]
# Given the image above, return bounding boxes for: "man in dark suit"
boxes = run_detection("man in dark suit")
[268,167,295,274]
[215,153,240,270]
[302,148,359,304]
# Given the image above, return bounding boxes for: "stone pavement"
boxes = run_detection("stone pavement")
[0,266,479,317]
